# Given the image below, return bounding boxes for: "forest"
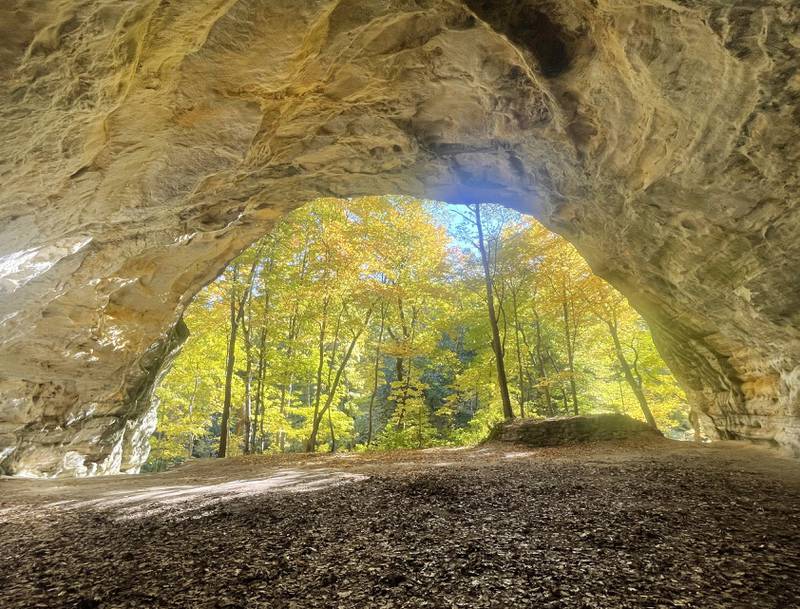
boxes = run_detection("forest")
[147,197,689,467]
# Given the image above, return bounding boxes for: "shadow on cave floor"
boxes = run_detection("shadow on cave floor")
[1,441,799,608]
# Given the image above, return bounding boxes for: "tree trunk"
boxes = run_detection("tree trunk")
[545,347,571,416]
[277,250,306,451]
[253,288,270,452]
[562,294,579,416]
[531,311,554,416]
[328,399,336,453]
[511,288,526,418]
[367,304,386,446]
[417,393,424,448]
[218,281,239,458]
[241,300,254,455]
[395,357,405,392]
[186,376,199,459]
[473,204,514,420]
[395,359,413,431]
[308,297,330,451]
[218,257,260,458]
[277,309,299,452]
[324,310,345,453]
[390,297,411,412]
[307,306,372,451]
[326,307,345,391]
[607,319,658,430]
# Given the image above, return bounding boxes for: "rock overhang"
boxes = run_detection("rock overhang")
[0,0,799,475]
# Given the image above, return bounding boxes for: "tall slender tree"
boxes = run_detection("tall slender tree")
[471,204,514,421]
[218,253,260,458]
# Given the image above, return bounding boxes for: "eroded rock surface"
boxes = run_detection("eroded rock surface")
[1,0,799,475]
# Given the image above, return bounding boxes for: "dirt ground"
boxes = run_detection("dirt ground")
[2,439,799,609]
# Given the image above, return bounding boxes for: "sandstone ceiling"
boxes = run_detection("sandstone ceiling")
[0,0,798,476]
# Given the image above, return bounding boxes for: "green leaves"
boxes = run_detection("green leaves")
[148,198,691,468]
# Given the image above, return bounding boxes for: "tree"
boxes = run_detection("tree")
[218,250,261,458]
[307,304,373,451]
[149,197,690,466]
[589,277,659,429]
[472,204,514,421]
[366,303,386,446]
[451,204,515,421]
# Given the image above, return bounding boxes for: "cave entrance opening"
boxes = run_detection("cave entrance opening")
[145,196,692,471]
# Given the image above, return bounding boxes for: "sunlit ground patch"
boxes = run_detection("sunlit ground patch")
[43,468,368,522]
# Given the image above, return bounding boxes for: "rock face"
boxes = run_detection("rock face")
[488,414,664,447]
[0,0,799,475]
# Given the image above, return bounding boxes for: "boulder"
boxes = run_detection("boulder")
[488,414,664,447]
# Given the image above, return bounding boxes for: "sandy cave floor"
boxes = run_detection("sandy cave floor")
[1,440,799,609]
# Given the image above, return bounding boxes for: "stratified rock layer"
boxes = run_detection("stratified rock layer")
[488,414,664,447]
[1,0,799,475]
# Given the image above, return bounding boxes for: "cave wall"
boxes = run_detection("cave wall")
[0,0,798,475]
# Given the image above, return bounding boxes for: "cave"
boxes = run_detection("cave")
[1,1,799,479]
[3,3,800,607]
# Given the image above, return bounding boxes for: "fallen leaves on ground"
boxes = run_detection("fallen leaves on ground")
[1,442,799,608]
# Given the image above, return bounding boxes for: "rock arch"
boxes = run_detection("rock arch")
[1,0,798,475]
